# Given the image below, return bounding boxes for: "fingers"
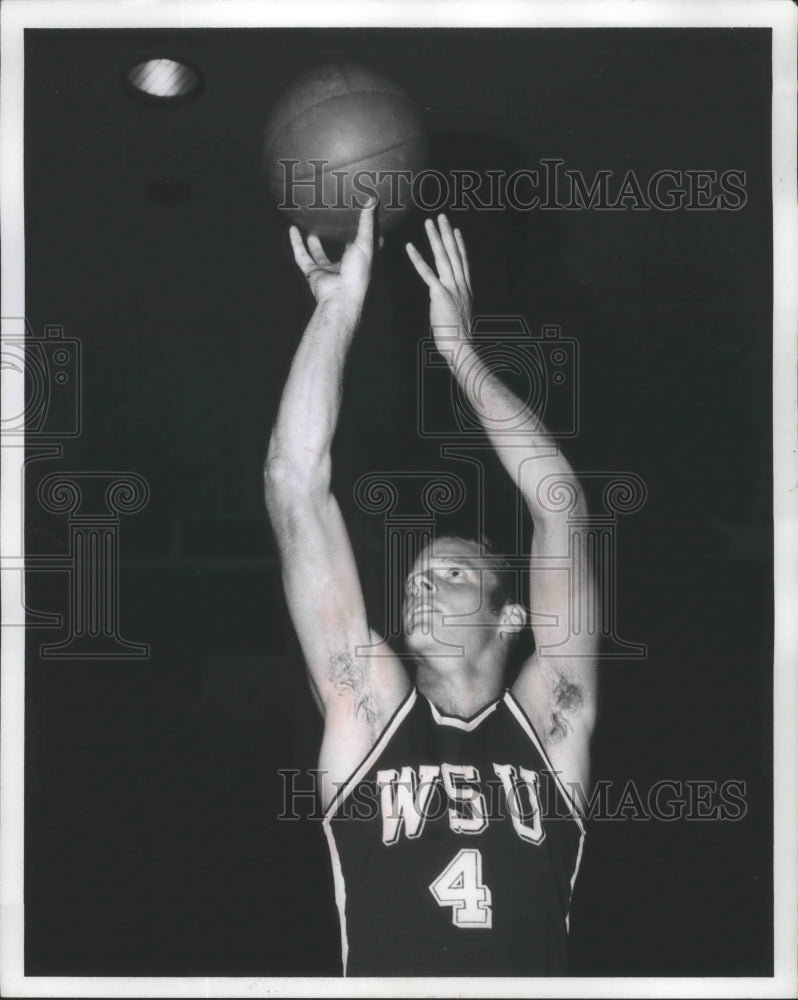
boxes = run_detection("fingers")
[436,214,468,295]
[288,226,316,275]
[306,233,331,267]
[352,197,376,256]
[424,217,457,289]
[407,215,472,297]
[452,225,472,294]
[405,241,440,290]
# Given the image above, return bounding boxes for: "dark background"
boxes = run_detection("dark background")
[23,28,772,976]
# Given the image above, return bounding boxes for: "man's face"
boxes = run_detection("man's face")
[402,537,503,648]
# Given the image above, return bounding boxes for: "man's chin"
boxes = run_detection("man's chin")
[404,624,437,648]
[404,625,462,652]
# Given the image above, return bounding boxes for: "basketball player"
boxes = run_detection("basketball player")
[264,202,598,975]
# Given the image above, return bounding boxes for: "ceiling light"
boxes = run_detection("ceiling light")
[125,59,201,102]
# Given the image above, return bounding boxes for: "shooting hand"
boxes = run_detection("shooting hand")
[289,201,376,321]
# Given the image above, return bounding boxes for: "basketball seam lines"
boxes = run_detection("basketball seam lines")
[287,133,426,180]
[264,90,422,158]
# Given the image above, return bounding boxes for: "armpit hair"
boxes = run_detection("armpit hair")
[329,651,358,689]
[545,674,584,744]
[547,710,572,744]
[328,651,377,727]
[554,674,584,712]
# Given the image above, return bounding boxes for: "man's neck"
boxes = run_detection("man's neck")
[414,662,505,719]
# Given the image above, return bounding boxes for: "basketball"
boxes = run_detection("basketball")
[264,64,427,240]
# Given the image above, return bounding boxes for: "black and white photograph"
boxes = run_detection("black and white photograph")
[1,1,796,996]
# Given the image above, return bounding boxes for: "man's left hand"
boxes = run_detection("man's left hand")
[406,214,473,347]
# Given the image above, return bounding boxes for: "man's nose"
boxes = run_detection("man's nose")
[408,573,434,595]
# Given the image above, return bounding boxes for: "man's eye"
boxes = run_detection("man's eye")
[447,568,463,579]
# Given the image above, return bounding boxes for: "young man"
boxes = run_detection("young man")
[264,203,598,975]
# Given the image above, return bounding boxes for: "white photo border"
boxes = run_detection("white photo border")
[2,1,796,997]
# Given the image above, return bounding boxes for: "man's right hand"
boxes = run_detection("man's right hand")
[289,200,376,323]
[268,194,411,806]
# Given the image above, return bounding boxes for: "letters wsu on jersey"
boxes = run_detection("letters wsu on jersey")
[323,690,585,975]
[376,763,545,845]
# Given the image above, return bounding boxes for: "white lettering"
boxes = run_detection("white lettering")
[377,765,441,845]
[440,763,488,835]
[492,764,546,844]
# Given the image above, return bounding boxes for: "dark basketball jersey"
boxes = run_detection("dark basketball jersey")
[323,687,585,976]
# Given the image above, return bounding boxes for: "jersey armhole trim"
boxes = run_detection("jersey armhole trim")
[322,686,418,824]
[504,690,587,936]
[503,690,587,836]
[323,820,349,974]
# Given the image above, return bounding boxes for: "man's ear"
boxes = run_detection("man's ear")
[499,602,527,638]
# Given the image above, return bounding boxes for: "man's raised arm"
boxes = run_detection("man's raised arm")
[264,206,410,799]
[406,215,598,798]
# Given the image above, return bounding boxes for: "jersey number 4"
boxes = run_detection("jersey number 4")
[429,848,492,929]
